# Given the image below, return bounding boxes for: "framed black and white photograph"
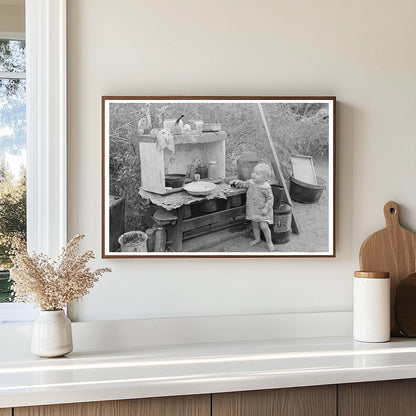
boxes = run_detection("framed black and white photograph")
[102,97,335,257]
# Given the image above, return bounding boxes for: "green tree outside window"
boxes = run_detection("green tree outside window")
[0,38,27,302]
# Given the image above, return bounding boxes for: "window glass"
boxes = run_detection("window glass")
[0,39,25,72]
[0,39,26,303]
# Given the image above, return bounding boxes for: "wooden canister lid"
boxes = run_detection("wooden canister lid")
[354,271,389,279]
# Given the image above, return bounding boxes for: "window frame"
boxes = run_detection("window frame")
[0,0,67,323]
[0,31,31,320]
[26,0,67,257]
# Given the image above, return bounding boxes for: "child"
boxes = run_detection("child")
[231,163,275,252]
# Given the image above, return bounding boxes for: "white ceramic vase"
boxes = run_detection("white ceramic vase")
[31,310,73,357]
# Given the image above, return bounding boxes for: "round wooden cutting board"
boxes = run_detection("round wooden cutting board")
[395,272,416,337]
[359,201,416,336]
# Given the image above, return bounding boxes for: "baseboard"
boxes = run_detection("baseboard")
[0,311,352,353]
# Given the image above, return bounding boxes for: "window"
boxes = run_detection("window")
[0,35,26,301]
[0,32,34,322]
[0,1,67,324]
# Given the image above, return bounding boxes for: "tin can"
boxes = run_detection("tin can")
[272,202,292,244]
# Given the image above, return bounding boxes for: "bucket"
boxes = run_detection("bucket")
[289,176,326,204]
[230,194,242,207]
[182,204,192,219]
[270,183,284,208]
[118,231,148,252]
[200,199,217,213]
[272,202,292,244]
[237,153,260,180]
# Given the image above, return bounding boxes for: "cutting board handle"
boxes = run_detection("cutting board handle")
[384,201,400,228]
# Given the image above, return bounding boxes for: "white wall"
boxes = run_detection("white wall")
[67,0,416,322]
[0,3,24,33]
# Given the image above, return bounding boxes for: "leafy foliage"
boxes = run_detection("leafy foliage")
[0,39,27,301]
[0,162,26,302]
[0,39,26,156]
[0,39,25,72]
[0,161,26,269]
[0,270,12,302]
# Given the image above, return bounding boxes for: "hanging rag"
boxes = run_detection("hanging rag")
[156,128,175,153]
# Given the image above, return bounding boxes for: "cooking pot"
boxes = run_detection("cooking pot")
[165,174,186,188]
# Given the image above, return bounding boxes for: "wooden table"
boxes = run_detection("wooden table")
[140,183,247,252]
[169,188,247,252]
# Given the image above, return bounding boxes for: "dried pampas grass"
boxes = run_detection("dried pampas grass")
[10,234,111,311]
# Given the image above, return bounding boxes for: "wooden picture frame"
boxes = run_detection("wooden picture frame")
[102,96,336,258]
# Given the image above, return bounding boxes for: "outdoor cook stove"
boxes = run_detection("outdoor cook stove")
[138,131,227,195]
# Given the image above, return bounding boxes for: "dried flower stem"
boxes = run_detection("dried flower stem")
[10,235,111,310]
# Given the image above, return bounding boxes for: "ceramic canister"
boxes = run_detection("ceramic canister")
[353,271,390,343]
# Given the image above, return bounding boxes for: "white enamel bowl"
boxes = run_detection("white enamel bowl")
[183,181,216,196]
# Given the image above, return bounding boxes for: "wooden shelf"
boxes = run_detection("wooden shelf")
[138,131,226,145]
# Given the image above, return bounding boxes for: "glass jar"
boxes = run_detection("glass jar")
[208,161,218,180]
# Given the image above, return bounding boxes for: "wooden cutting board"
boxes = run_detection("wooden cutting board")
[395,272,416,337]
[359,201,416,336]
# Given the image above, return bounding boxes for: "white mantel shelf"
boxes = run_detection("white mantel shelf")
[2,335,416,409]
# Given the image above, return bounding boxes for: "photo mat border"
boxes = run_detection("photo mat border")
[101,96,336,258]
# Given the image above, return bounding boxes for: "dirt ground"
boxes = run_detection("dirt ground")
[201,159,330,253]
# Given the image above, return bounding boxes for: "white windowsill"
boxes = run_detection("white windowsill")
[0,303,37,324]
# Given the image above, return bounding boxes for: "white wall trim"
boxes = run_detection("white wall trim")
[0,31,25,40]
[26,0,67,257]
[0,72,26,79]
[0,311,353,352]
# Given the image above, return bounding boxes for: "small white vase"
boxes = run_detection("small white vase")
[31,310,73,357]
